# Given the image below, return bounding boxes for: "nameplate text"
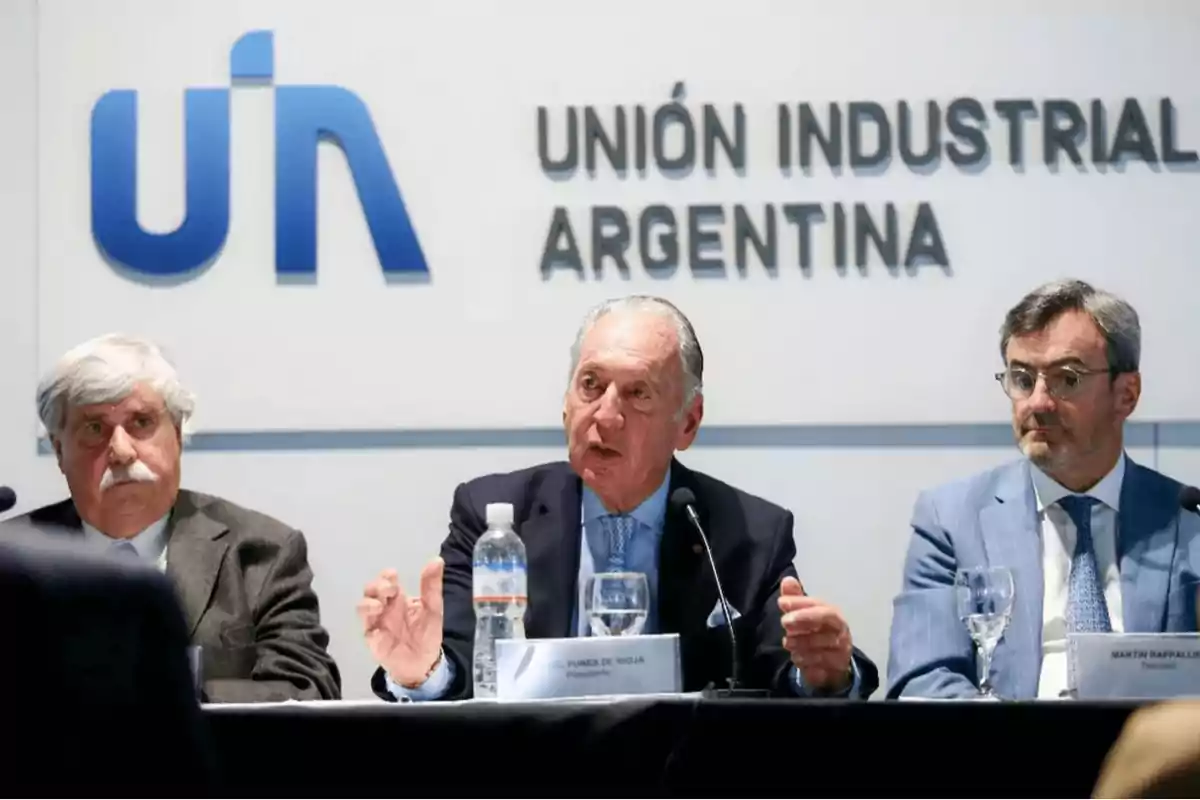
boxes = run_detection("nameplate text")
[495,634,682,700]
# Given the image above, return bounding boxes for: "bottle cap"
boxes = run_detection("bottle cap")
[485,502,514,528]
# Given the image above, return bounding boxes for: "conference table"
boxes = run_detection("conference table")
[202,694,1144,796]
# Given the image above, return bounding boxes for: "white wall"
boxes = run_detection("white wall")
[0,0,39,503]
[3,0,1200,698]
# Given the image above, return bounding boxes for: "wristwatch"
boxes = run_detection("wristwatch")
[400,647,444,690]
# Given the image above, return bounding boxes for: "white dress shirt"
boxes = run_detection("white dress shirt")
[1031,453,1126,698]
[81,514,171,573]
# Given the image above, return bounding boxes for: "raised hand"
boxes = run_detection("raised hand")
[357,557,446,686]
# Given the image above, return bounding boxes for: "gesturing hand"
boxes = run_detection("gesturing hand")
[357,557,445,686]
[778,576,853,692]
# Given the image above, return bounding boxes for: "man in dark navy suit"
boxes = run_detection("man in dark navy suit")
[357,295,878,701]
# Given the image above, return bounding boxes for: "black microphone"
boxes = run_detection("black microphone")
[670,487,765,699]
[0,486,15,514]
[1181,486,1200,514]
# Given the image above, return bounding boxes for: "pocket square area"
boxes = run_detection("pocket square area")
[706,601,742,628]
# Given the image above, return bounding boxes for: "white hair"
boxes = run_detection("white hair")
[568,295,704,412]
[36,333,196,440]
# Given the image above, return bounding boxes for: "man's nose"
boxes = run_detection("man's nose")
[107,426,137,466]
[1025,376,1058,414]
[593,385,624,428]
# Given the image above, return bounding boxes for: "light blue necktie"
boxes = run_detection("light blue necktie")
[599,514,635,572]
[1060,494,1111,634]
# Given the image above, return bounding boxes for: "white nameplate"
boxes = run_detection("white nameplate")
[1071,632,1200,699]
[494,634,681,700]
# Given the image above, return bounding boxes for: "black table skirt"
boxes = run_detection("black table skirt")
[201,696,1146,797]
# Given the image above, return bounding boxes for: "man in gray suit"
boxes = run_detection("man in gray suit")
[7,333,340,703]
[888,279,1199,699]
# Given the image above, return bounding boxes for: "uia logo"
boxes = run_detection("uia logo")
[89,30,428,282]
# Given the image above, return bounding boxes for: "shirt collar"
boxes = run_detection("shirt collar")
[582,465,672,530]
[81,513,172,561]
[1030,451,1126,514]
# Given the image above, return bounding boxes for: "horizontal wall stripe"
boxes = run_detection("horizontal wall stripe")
[33,421,1173,453]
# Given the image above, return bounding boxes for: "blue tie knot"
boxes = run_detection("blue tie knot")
[600,514,635,573]
[1058,494,1099,532]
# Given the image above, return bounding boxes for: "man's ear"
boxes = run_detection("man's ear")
[1115,371,1142,420]
[51,436,65,473]
[675,395,704,451]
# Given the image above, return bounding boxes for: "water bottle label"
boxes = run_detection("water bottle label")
[473,566,528,602]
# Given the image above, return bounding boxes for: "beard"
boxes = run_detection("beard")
[1020,435,1063,466]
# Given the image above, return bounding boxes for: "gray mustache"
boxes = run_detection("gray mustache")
[99,461,158,491]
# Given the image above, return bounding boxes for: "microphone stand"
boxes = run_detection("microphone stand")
[672,491,770,700]
[701,681,770,700]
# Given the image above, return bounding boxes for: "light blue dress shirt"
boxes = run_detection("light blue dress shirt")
[387,468,860,699]
[81,514,171,570]
[572,470,670,636]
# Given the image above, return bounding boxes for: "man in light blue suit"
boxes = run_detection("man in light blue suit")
[888,279,1200,700]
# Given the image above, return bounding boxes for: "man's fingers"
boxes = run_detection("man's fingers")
[781,606,845,634]
[356,597,384,630]
[363,576,401,603]
[364,627,394,659]
[780,576,805,597]
[784,631,845,651]
[785,641,850,664]
[784,638,847,658]
[788,647,847,672]
[419,557,445,616]
[778,594,828,613]
[367,569,399,594]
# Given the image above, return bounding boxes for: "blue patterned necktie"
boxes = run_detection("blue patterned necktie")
[1060,495,1111,634]
[599,514,635,572]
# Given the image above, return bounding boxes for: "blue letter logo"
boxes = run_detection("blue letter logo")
[90,30,428,281]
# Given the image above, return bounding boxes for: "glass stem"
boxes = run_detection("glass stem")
[979,642,995,694]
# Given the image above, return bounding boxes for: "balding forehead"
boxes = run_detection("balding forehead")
[581,310,680,360]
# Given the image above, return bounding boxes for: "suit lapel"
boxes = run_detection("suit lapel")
[28,498,86,535]
[977,460,1043,699]
[164,491,231,637]
[520,467,582,639]
[1118,459,1178,632]
[658,460,710,636]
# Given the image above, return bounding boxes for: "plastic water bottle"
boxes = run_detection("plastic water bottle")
[472,502,528,698]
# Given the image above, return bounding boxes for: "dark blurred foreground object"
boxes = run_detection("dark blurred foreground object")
[1094,700,1200,798]
[0,528,216,793]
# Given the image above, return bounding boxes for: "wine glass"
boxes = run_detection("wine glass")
[956,566,1015,700]
[585,572,649,637]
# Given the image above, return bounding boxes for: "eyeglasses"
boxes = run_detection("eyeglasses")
[994,365,1114,400]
